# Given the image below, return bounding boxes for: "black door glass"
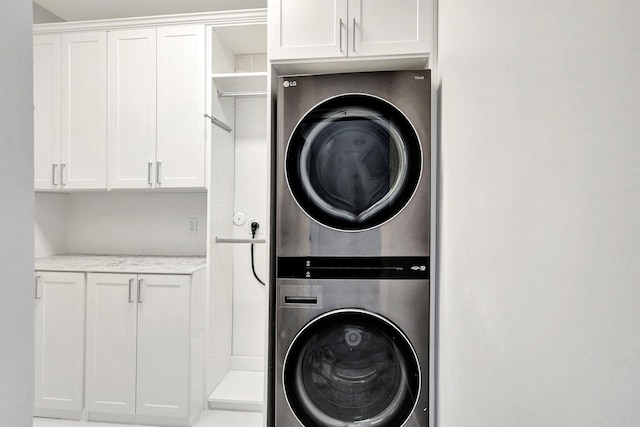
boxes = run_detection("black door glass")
[283,310,420,427]
[286,94,422,231]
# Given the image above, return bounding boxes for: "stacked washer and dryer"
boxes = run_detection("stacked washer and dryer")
[271,70,431,427]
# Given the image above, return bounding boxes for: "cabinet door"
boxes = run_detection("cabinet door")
[269,0,348,61]
[108,29,157,189]
[85,273,138,415]
[348,0,432,57]
[34,272,85,412]
[33,35,62,190]
[136,274,191,418]
[156,25,205,188]
[61,31,107,189]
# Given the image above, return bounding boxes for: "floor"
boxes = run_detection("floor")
[208,370,264,412]
[33,370,265,427]
[33,410,263,427]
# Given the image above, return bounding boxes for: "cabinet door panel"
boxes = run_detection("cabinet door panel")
[34,272,85,411]
[349,0,431,56]
[108,29,157,189]
[269,0,348,60]
[85,273,138,415]
[33,35,61,190]
[136,274,191,417]
[61,31,107,189]
[156,25,205,188]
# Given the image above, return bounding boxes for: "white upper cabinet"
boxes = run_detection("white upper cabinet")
[348,0,432,57]
[107,29,157,189]
[109,25,206,189]
[269,0,348,61]
[61,31,108,189]
[34,32,108,190]
[156,25,206,189]
[35,24,206,191]
[33,34,62,190]
[269,0,432,62]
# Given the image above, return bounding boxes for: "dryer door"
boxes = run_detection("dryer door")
[283,309,421,427]
[286,94,422,231]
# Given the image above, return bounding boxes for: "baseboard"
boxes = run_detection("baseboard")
[88,411,193,427]
[34,408,83,420]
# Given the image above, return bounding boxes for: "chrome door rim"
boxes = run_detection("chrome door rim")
[282,308,422,427]
[285,93,423,232]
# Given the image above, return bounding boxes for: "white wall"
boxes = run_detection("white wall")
[35,193,68,257]
[35,192,207,256]
[438,1,640,426]
[232,97,268,360]
[33,2,64,23]
[0,0,34,424]
[207,93,236,392]
[66,192,207,256]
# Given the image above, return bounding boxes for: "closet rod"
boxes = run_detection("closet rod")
[217,91,267,98]
[204,113,232,133]
[215,237,266,244]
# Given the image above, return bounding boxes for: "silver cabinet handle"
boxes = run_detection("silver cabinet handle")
[352,18,356,52]
[137,278,143,303]
[52,164,58,186]
[156,161,162,186]
[339,18,344,53]
[128,279,134,303]
[60,163,66,185]
[35,276,42,300]
[148,162,153,186]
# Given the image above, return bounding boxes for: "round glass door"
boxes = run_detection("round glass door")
[286,94,422,231]
[283,309,421,427]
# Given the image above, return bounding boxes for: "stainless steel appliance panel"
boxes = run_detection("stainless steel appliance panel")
[275,277,429,427]
[276,70,431,257]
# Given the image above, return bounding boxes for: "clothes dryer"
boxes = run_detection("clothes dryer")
[275,70,431,257]
[273,258,429,427]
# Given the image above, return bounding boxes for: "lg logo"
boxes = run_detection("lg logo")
[283,80,297,88]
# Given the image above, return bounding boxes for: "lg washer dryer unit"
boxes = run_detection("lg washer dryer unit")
[271,70,432,427]
[276,70,431,258]
[274,257,430,427]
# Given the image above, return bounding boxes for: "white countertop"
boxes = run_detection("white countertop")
[35,255,206,275]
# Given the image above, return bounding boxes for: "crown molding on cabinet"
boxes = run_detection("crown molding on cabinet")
[33,8,267,33]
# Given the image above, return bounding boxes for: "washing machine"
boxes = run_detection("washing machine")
[275,70,431,257]
[273,257,430,427]
[270,70,432,427]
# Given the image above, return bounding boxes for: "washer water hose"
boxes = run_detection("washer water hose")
[251,221,265,286]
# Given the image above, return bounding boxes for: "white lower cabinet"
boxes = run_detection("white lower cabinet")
[85,272,204,425]
[34,271,86,419]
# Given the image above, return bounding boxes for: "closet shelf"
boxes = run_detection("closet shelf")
[212,72,267,97]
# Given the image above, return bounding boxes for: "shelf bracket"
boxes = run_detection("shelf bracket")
[204,113,232,133]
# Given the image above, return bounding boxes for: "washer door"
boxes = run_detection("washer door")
[286,94,422,231]
[283,309,420,427]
